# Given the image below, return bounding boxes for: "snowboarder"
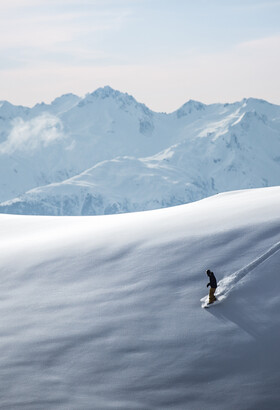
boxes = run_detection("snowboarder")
[206,269,217,304]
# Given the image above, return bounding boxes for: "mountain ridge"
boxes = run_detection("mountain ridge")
[0,86,280,215]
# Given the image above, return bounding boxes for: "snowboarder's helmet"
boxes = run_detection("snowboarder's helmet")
[206,269,211,275]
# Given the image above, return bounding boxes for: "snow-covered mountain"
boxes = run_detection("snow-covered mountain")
[1,187,280,409]
[1,87,280,215]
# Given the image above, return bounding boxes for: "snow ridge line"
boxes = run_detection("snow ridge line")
[201,240,280,304]
[217,240,280,298]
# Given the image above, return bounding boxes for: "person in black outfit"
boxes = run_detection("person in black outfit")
[206,269,217,304]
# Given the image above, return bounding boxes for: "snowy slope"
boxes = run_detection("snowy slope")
[0,87,280,215]
[0,187,280,409]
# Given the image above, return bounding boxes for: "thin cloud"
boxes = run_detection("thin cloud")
[0,0,142,9]
[236,0,280,9]
[1,33,280,112]
[1,2,279,110]
[0,5,131,51]
[0,115,67,154]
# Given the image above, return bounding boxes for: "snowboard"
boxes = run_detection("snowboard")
[201,296,224,308]
[201,299,219,308]
[201,289,225,308]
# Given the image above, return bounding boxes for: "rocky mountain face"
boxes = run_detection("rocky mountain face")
[0,86,280,215]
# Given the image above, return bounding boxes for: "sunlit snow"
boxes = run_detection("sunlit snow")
[1,187,280,409]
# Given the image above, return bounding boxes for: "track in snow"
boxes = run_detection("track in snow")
[201,240,280,306]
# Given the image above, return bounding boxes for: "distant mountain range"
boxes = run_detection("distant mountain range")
[0,86,280,215]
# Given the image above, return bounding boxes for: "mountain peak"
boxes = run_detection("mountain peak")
[89,86,132,101]
[79,86,134,108]
[239,97,280,119]
[241,97,278,109]
[50,93,81,114]
[79,86,152,115]
[0,100,29,117]
[176,99,206,118]
[51,93,80,105]
[243,97,268,104]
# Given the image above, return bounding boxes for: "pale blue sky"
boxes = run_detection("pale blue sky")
[1,0,280,111]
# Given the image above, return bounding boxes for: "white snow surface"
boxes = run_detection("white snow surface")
[1,186,280,409]
[0,87,280,215]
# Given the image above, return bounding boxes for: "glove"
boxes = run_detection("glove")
[206,283,210,288]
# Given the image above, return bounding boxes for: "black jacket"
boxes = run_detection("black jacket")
[207,272,217,289]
